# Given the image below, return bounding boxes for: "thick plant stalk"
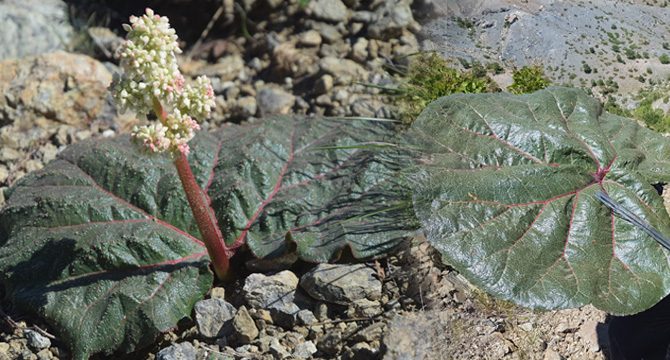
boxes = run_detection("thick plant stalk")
[174,152,230,279]
[153,99,231,279]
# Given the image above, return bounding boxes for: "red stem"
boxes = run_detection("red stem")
[152,98,232,280]
[174,152,230,279]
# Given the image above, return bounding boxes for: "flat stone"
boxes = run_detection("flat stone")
[24,329,50,351]
[300,264,382,305]
[307,0,348,22]
[194,298,237,338]
[156,342,197,360]
[232,306,259,344]
[243,270,301,326]
[319,57,367,84]
[293,341,318,359]
[256,87,295,116]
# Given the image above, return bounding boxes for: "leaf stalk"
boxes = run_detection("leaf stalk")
[153,99,232,280]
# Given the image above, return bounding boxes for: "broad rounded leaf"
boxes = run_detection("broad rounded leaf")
[0,116,416,358]
[409,87,670,315]
[0,134,217,359]
[208,116,417,261]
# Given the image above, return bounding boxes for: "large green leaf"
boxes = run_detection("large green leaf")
[0,116,417,359]
[409,87,670,315]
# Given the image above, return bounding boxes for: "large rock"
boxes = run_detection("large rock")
[300,264,382,305]
[0,0,74,60]
[194,298,237,338]
[243,271,302,327]
[0,51,123,129]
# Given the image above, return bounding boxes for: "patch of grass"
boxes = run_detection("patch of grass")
[471,288,517,318]
[606,91,670,133]
[394,53,499,123]
[507,66,552,94]
[604,98,632,117]
[455,17,475,30]
[660,54,670,64]
[631,91,670,132]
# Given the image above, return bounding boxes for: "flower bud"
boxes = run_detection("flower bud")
[111,8,216,155]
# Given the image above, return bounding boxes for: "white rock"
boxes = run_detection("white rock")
[293,341,318,359]
[300,264,382,305]
[24,329,50,350]
[156,342,196,360]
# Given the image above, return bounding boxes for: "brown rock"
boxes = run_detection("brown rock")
[0,51,116,128]
[233,306,259,344]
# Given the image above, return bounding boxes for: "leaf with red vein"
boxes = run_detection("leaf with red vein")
[0,116,417,359]
[206,116,418,262]
[410,87,670,315]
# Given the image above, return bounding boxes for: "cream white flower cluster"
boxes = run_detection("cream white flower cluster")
[112,8,215,155]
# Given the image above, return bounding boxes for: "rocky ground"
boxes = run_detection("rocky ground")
[422,0,670,108]
[0,0,651,359]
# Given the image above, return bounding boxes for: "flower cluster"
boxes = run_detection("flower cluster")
[111,8,215,155]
